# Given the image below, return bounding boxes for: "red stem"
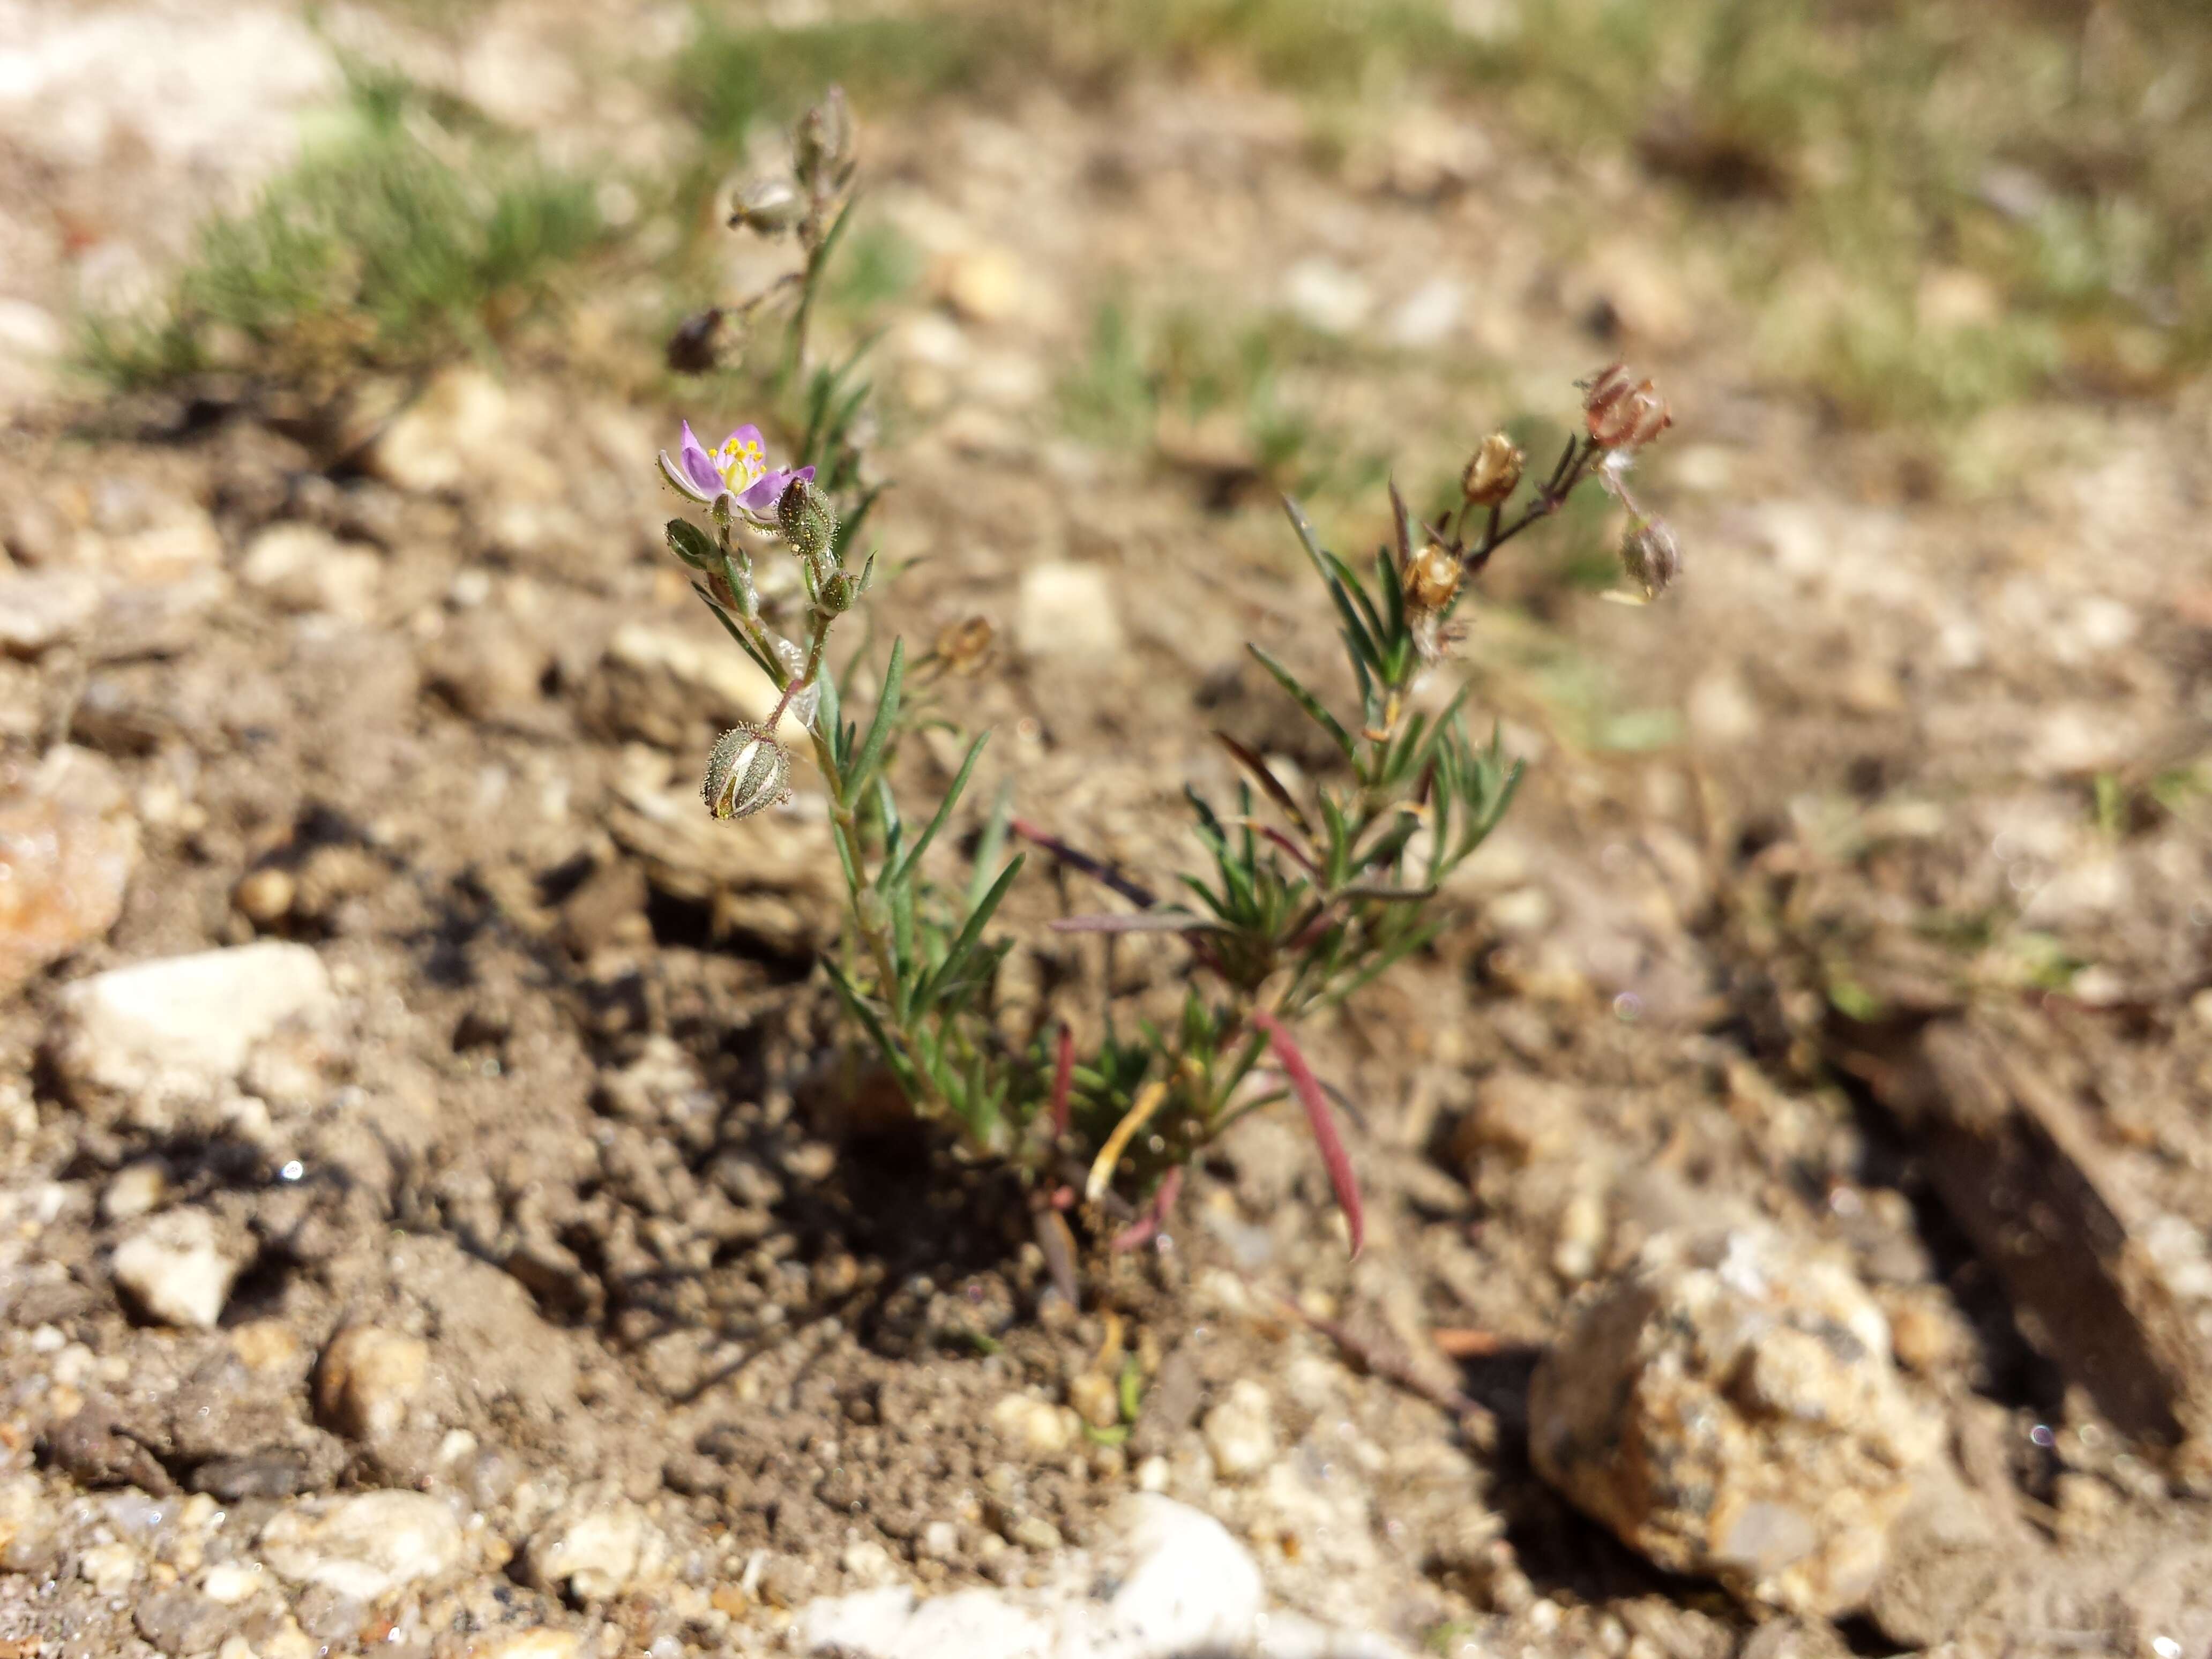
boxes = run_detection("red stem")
[1049,1023,1074,1139]
[1250,1008,1365,1258]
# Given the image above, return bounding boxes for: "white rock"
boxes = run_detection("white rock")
[315,1325,430,1443]
[1201,1379,1279,1481]
[789,1496,1306,1659]
[368,367,513,495]
[100,1162,168,1224]
[79,1540,140,1594]
[1013,564,1124,664]
[200,1561,271,1605]
[476,1632,584,1659]
[525,1501,665,1601]
[258,1491,465,1602]
[990,1392,1075,1457]
[111,1207,240,1329]
[51,942,334,1124]
[240,524,382,619]
[0,569,103,653]
[1282,259,1373,336]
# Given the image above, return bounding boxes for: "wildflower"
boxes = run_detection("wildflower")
[659,421,814,522]
[1581,363,1672,452]
[1619,515,1683,600]
[1460,432,1525,506]
[701,722,793,820]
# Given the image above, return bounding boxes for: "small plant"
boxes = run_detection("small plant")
[81,65,602,394]
[656,92,1679,1284]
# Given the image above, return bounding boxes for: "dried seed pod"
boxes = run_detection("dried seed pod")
[1582,363,1672,451]
[1619,516,1683,599]
[1406,541,1462,612]
[932,616,995,676]
[1460,433,1525,506]
[702,723,793,820]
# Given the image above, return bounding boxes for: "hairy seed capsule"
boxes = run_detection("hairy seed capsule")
[1619,516,1683,599]
[776,476,839,566]
[702,723,792,820]
[1406,541,1462,611]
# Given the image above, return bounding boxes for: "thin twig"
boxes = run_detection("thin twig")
[1275,1296,1493,1429]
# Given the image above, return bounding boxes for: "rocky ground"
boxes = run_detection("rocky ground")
[3,3,2211,1657]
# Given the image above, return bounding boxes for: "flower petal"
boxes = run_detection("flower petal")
[738,468,791,512]
[724,422,764,450]
[658,449,712,503]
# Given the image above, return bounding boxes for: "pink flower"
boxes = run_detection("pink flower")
[658,421,814,522]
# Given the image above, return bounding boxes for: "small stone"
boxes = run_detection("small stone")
[233,867,296,925]
[991,1393,1074,1457]
[49,941,334,1127]
[1551,1188,1606,1283]
[0,568,103,654]
[239,524,382,619]
[1068,1371,1120,1431]
[112,1207,241,1329]
[200,1562,270,1605]
[1282,257,1373,335]
[1201,1379,1278,1481]
[258,1491,465,1601]
[477,1633,583,1659]
[917,1520,959,1560]
[1134,1456,1170,1494]
[315,1326,430,1443]
[230,1320,303,1374]
[100,1161,169,1224]
[0,1474,60,1573]
[218,1636,258,1659]
[1004,1514,1062,1552]
[0,745,140,996]
[424,611,549,722]
[134,1586,230,1657]
[1013,564,1123,665]
[1529,1223,1945,1617]
[935,246,1025,325]
[368,367,512,495]
[80,1539,140,1594]
[524,1501,665,1602]
[840,1538,896,1583]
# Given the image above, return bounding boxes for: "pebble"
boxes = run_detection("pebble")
[936,246,1026,325]
[100,1160,169,1224]
[134,1586,230,1656]
[524,1501,666,1602]
[1013,564,1124,664]
[0,1474,59,1573]
[0,745,140,996]
[990,1393,1075,1457]
[790,1496,1317,1659]
[1200,1379,1279,1481]
[1528,1223,1945,1616]
[477,1633,584,1659]
[233,867,297,925]
[50,941,334,1126]
[368,367,513,495]
[1282,258,1374,335]
[258,1491,466,1601]
[0,567,103,653]
[238,523,382,619]
[840,1538,896,1584]
[200,1562,271,1605]
[1069,1371,1121,1430]
[315,1325,430,1443]
[80,1538,140,1594]
[111,1206,241,1328]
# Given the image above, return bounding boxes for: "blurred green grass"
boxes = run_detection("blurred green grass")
[82,63,604,392]
[86,0,2210,434]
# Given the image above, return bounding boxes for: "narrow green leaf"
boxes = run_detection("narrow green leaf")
[848,637,906,794]
[691,583,781,682]
[922,853,1022,1005]
[1249,645,1353,759]
[968,781,1013,917]
[891,731,989,887]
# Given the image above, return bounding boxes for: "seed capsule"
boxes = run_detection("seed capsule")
[776,476,839,566]
[701,723,793,820]
[1406,541,1462,612]
[1619,516,1683,599]
[1460,432,1525,506]
[1582,362,1672,451]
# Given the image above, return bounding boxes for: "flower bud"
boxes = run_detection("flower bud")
[702,723,793,820]
[1405,541,1462,612]
[795,87,855,195]
[1582,362,1672,451]
[730,177,803,235]
[776,475,839,566]
[1460,433,1524,506]
[816,552,875,617]
[1619,516,1683,599]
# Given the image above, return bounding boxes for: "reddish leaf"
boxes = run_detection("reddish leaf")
[1251,1009,1364,1258]
[1049,1024,1074,1139]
